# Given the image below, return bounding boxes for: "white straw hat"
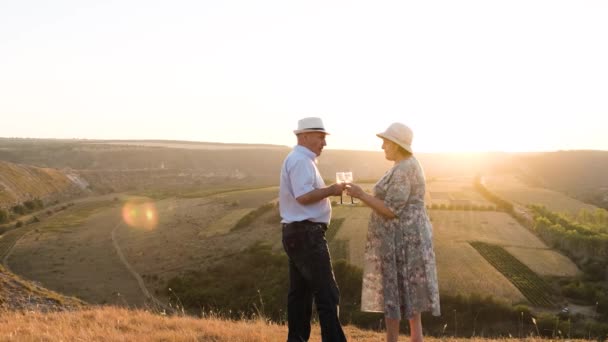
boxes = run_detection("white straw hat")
[293,117,329,135]
[376,122,413,153]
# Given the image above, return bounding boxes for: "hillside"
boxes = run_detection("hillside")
[0,265,85,312]
[513,150,608,209]
[0,160,86,210]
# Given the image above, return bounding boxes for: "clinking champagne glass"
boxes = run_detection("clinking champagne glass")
[336,172,345,204]
[343,172,354,204]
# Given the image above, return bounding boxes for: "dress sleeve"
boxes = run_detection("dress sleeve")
[384,164,411,218]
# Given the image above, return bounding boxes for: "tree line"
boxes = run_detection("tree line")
[0,198,44,225]
[472,175,608,319]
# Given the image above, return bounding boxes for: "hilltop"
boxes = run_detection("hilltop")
[0,305,587,342]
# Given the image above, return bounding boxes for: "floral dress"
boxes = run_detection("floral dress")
[360,157,441,320]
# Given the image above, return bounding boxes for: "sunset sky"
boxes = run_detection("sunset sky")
[1,1,607,152]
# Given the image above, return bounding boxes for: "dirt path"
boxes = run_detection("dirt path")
[110,220,168,311]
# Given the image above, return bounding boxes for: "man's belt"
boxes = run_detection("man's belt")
[282,220,328,230]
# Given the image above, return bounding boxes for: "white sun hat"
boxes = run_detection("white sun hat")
[293,117,330,135]
[376,122,414,154]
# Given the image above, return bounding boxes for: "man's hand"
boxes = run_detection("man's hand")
[327,182,346,196]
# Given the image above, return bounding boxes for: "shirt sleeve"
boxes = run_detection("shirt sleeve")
[384,164,411,218]
[290,158,316,198]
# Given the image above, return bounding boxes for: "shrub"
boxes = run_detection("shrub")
[0,209,9,223]
[582,261,607,281]
[561,280,597,303]
[11,204,26,215]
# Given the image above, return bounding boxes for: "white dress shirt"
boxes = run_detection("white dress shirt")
[279,145,331,224]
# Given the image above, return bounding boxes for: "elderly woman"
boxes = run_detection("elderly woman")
[346,122,440,342]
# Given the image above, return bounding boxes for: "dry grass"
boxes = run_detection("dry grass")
[0,306,585,342]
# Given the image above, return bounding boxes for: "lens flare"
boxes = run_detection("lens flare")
[122,201,158,230]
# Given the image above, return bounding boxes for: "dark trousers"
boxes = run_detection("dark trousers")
[282,221,347,342]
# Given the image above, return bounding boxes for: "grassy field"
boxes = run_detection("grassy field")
[6,187,280,307]
[483,175,598,216]
[8,200,148,306]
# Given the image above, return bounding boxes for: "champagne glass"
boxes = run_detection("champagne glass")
[336,172,345,204]
[343,172,354,204]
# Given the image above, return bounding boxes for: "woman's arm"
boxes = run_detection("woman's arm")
[346,184,396,219]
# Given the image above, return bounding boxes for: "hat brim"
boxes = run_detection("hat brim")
[376,133,412,154]
[294,129,330,135]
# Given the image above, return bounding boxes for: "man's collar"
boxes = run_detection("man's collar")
[294,145,316,160]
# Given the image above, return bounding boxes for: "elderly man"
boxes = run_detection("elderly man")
[279,117,347,342]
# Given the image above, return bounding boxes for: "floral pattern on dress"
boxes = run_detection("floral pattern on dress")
[360,157,441,320]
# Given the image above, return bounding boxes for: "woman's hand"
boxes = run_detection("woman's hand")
[345,183,365,199]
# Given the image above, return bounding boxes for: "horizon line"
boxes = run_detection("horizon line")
[1,136,606,154]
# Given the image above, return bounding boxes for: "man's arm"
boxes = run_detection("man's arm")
[296,183,344,205]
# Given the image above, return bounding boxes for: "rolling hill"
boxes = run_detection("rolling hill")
[0,160,86,210]
[1,138,608,338]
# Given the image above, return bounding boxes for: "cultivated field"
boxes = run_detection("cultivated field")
[503,247,579,277]
[483,175,598,216]
[325,206,579,304]
[426,177,494,208]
